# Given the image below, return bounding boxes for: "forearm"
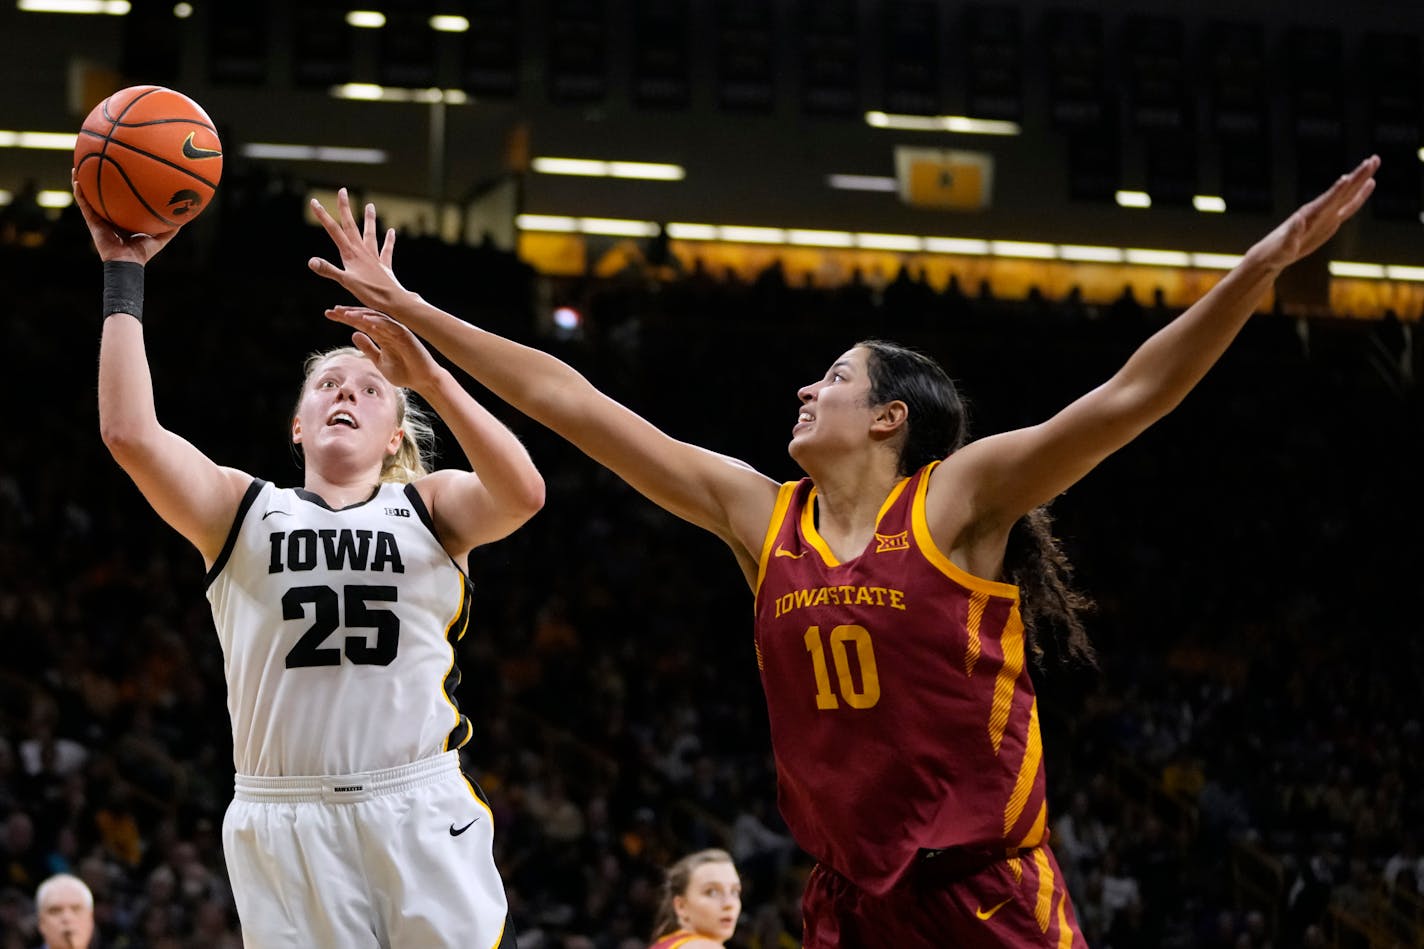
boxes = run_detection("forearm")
[98,314,163,453]
[390,291,594,432]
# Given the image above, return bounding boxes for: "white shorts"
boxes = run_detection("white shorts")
[223,751,511,949]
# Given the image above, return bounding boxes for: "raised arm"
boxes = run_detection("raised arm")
[78,175,251,565]
[308,192,780,583]
[936,156,1379,558]
[331,304,545,560]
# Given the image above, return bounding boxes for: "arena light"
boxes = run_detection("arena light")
[522,212,1423,284]
[241,143,388,164]
[17,0,129,12]
[532,157,606,176]
[329,84,467,103]
[607,161,684,181]
[1193,195,1227,213]
[429,14,469,32]
[718,225,786,244]
[856,233,924,252]
[1115,190,1152,209]
[923,237,990,256]
[665,223,718,240]
[1328,261,1387,279]
[991,240,1057,260]
[865,111,1020,136]
[345,10,385,28]
[0,130,78,149]
[173,1,191,15]
[827,174,898,192]
[515,214,660,237]
[37,190,73,208]
[1059,245,1124,263]
[515,214,579,232]
[552,306,582,330]
[788,229,855,247]
[531,157,685,180]
[1126,249,1191,267]
[0,190,12,205]
[578,217,659,237]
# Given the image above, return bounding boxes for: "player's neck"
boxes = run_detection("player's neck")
[810,459,902,534]
[303,466,384,509]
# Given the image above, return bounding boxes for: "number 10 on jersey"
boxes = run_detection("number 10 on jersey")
[803,625,880,709]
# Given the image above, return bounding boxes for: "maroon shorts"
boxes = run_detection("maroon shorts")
[801,843,1087,949]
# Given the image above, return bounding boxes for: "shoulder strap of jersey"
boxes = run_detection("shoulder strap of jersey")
[204,478,268,588]
[754,479,806,594]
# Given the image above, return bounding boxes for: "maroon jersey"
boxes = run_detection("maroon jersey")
[753,462,1049,895]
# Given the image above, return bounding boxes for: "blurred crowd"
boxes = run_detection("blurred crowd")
[1,185,1421,948]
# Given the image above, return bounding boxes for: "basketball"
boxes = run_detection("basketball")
[74,85,223,235]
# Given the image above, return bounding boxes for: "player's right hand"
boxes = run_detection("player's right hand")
[72,168,178,266]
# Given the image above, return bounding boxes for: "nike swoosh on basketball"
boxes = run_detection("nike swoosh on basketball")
[974,896,1013,920]
[181,132,222,160]
[449,818,480,837]
[774,544,805,559]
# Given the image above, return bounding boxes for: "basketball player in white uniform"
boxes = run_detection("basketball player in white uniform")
[78,176,544,948]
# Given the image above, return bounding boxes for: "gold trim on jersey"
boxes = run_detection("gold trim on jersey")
[1056,889,1074,948]
[1019,800,1048,850]
[909,461,1021,600]
[755,482,800,594]
[800,477,910,567]
[439,572,473,752]
[1003,699,1042,835]
[965,590,988,677]
[988,608,1026,754]
[1033,847,1055,932]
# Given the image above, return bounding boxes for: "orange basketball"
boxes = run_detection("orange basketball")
[74,85,223,235]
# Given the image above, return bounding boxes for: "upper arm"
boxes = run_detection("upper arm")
[104,427,252,565]
[415,468,538,558]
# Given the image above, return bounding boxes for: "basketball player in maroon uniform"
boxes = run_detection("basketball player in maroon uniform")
[308,158,1378,946]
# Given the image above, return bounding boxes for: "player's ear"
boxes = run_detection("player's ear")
[871,399,908,434]
[386,427,403,456]
[291,417,302,444]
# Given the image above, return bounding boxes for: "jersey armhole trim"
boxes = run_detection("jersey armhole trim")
[204,479,266,589]
[405,482,471,578]
[911,462,1021,600]
[754,481,800,595]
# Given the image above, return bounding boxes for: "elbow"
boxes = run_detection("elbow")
[99,417,157,467]
[516,473,547,520]
[100,418,138,460]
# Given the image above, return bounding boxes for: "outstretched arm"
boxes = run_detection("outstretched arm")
[938,156,1379,554]
[309,192,779,583]
[333,305,544,560]
[79,174,251,565]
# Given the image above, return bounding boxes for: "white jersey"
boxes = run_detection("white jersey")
[207,480,473,777]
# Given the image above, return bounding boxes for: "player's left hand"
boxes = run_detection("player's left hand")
[326,305,441,393]
[308,189,408,313]
[1245,155,1379,274]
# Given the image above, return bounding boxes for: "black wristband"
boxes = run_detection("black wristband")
[102,260,145,321]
